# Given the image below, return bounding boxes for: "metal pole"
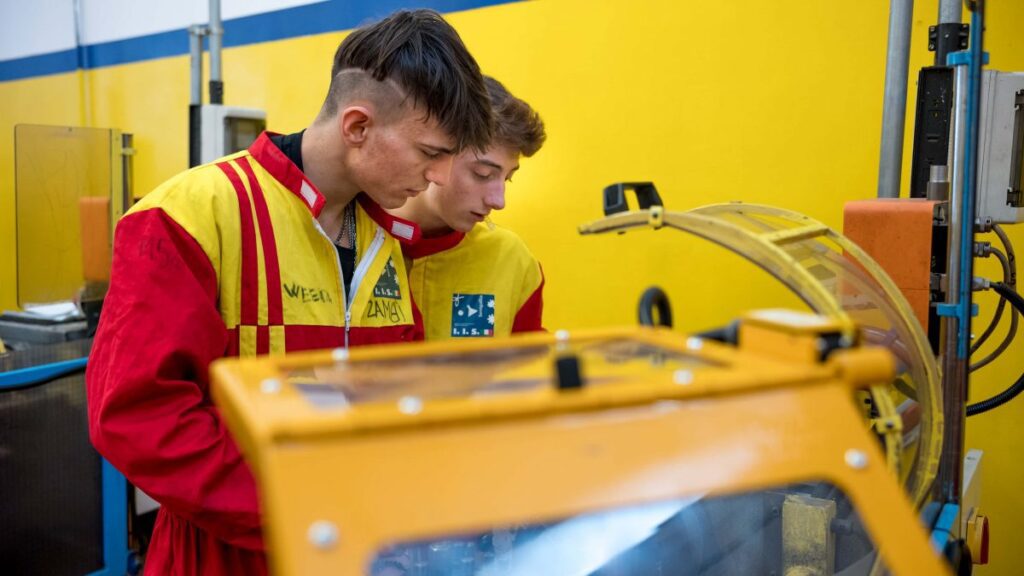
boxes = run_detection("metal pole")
[188,25,205,168]
[938,0,962,24]
[935,0,964,65]
[72,0,91,126]
[877,0,915,199]
[188,26,202,106]
[208,0,223,104]
[939,61,969,506]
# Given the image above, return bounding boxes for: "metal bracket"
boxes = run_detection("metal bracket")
[929,503,961,554]
[929,23,969,53]
[946,50,990,67]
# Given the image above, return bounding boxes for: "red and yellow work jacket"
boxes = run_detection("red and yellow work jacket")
[86,133,420,575]
[406,223,544,340]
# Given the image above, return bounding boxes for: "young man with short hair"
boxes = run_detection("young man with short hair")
[86,10,491,575]
[393,76,547,339]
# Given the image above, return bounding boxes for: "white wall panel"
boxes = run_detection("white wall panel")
[80,0,326,45]
[0,0,77,61]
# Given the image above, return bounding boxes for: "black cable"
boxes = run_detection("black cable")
[967,282,1024,416]
[972,248,1018,371]
[994,224,1018,286]
[971,247,1011,354]
[637,286,673,328]
[972,224,1017,364]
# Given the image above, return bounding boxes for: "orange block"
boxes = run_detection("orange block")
[843,199,940,332]
[79,197,111,282]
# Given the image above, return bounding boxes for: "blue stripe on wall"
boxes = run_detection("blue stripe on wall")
[0,49,81,82]
[0,0,518,82]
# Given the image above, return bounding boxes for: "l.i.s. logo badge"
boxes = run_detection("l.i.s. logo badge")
[451,293,495,337]
[372,257,401,299]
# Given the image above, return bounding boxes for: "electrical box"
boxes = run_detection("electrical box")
[199,104,266,164]
[977,70,1024,224]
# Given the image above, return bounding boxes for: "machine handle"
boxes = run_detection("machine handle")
[603,182,664,216]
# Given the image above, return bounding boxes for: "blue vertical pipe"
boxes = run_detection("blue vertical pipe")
[954,4,986,358]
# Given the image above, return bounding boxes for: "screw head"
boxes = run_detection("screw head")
[308,520,339,550]
[260,378,281,394]
[685,337,703,351]
[845,449,868,470]
[332,348,349,362]
[398,396,423,415]
[673,370,694,385]
[555,329,570,342]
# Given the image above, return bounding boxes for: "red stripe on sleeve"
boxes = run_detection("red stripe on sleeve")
[256,325,269,355]
[217,161,259,327]
[512,265,546,333]
[237,157,283,327]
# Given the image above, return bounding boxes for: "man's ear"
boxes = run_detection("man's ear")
[339,105,372,148]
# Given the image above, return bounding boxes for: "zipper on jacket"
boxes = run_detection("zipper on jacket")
[312,219,350,346]
[345,227,386,348]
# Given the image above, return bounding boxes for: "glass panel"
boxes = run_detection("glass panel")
[15,125,115,306]
[370,483,888,576]
[684,205,939,506]
[289,338,714,409]
[779,236,930,490]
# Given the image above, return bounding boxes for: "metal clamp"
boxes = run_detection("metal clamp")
[935,302,979,318]
[946,50,990,67]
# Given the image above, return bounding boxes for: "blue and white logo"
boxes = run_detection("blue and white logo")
[451,293,495,337]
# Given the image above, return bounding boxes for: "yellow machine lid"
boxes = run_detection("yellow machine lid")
[211,322,947,576]
[211,325,877,443]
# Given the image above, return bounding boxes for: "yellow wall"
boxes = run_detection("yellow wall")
[2,1,1023,572]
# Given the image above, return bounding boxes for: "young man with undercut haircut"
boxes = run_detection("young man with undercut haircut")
[392,76,547,339]
[86,10,491,575]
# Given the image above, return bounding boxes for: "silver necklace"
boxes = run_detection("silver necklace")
[334,202,356,248]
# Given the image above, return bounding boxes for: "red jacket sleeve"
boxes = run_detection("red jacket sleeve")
[511,264,545,333]
[86,208,263,550]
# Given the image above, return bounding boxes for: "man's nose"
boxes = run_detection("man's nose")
[424,155,454,187]
[484,182,506,211]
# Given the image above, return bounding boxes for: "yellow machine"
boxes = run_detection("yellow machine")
[212,311,949,575]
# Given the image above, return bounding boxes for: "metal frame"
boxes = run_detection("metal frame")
[0,357,88,388]
[87,459,130,576]
[1,355,130,575]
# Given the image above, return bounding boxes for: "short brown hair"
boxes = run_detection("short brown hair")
[328,9,492,152]
[485,76,546,158]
